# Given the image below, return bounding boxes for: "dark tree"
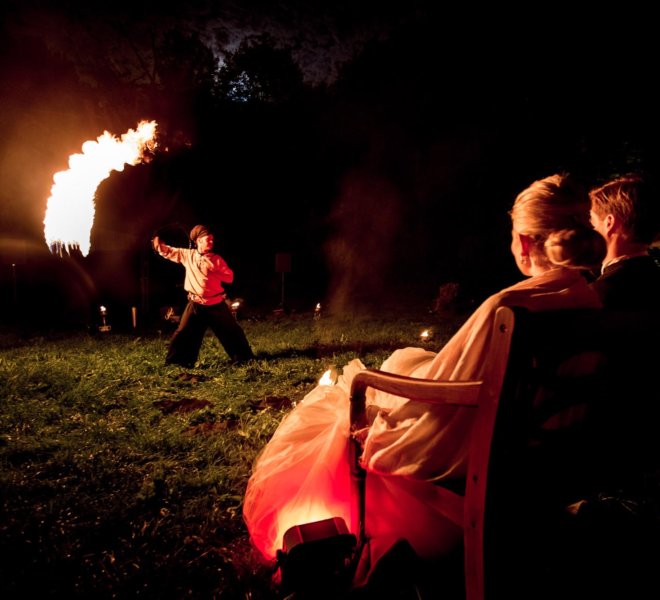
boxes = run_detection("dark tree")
[216,33,304,104]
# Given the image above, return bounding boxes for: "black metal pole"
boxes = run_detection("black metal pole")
[11,263,17,307]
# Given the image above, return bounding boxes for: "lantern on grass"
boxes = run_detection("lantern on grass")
[277,517,357,597]
[230,299,242,318]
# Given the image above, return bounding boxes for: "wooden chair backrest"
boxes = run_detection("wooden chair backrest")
[485,306,660,598]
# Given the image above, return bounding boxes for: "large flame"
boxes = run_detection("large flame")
[44,120,157,257]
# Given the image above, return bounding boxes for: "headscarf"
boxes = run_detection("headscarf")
[190,224,211,243]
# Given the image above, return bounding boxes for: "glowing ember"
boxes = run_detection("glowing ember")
[44,120,158,257]
[318,368,338,386]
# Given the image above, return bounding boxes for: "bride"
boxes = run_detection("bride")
[243,174,606,583]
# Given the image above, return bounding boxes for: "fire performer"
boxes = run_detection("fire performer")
[153,224,254,367]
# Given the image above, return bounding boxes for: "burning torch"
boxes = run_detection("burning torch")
[99,305,111,333]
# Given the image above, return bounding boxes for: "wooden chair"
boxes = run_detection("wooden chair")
[349,305,660,599]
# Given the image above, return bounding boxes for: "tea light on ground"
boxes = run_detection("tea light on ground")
[318,368,338,385]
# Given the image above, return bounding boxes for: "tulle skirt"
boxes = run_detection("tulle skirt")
[243,359,461,583]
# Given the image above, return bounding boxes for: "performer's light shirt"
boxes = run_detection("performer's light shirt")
[158,245,233,305]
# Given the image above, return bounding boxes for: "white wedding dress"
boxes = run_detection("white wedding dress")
[243,269,601,581]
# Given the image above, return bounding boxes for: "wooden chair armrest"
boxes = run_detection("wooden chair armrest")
[349,368,482,430]
[347,369,482,547]
[345,308,514,600]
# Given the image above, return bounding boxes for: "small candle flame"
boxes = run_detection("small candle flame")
[231,301,241,310]
[420,329,431,341]
[100,305,107,315]
[319,368,337,386]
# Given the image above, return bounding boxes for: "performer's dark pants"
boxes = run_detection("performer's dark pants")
[166,300,254,367]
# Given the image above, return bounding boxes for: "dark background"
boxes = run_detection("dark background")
[1,2,658,331]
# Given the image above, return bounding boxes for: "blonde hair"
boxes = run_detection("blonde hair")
[590,175,660,244]
[510,174,606,270]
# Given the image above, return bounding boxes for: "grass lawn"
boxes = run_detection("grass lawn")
[0,307,465,599]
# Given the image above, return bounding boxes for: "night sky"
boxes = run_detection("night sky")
[1,2,658,329]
